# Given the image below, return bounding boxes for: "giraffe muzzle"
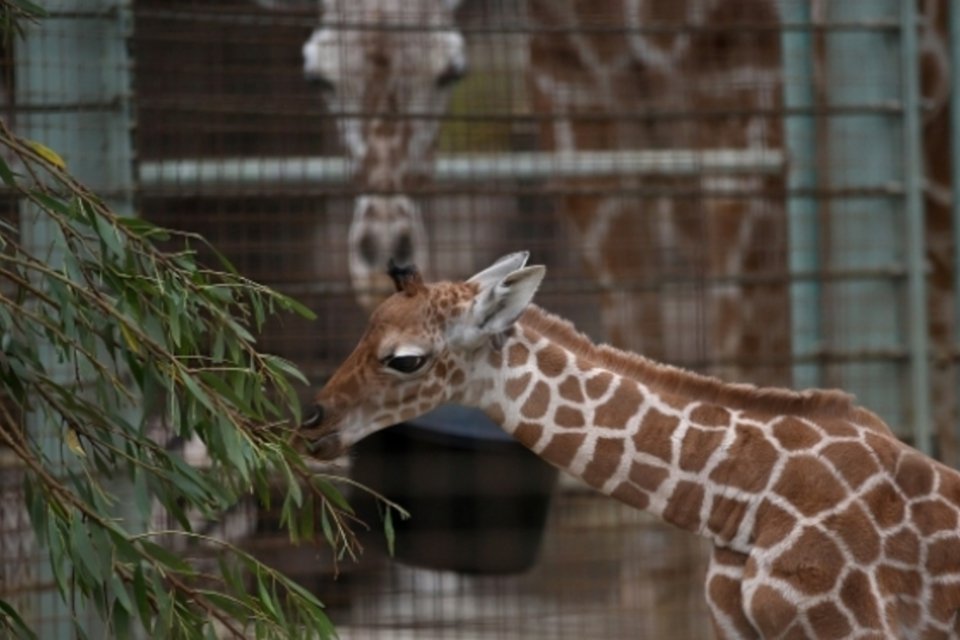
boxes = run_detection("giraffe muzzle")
[298,404,346,460]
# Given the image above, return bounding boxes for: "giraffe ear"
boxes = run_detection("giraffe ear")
[456,264,546,345]
[467,252,530,290]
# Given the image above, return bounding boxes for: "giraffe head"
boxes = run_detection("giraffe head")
[302,0,467,310]
[300,252,546,459]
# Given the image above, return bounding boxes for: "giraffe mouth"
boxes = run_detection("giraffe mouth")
[306,432,344,460]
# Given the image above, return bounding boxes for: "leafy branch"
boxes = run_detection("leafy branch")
[0,90,398,639]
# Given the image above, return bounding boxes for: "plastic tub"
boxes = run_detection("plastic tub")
[352,405,558,574]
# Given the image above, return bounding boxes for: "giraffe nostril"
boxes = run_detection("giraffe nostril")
[301,405,324,429]
[393,233,413,265]
[358,233,378,266]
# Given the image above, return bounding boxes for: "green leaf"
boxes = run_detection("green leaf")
[0,153,17,187]
[132,565,152,624]
[0,598,38,640]
[70,516,104,582]
[384,507,396,557]
[314,478,353,515]
[262,353,309,386]
[138,540,194,575]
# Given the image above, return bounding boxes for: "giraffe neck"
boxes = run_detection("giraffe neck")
[471,305,856,547]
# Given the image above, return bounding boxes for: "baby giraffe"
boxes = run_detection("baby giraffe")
[301,252,960,639]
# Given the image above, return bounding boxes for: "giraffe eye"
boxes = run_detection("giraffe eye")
[384,354,428,374]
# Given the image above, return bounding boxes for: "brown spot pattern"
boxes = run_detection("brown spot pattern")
[771,416,822,451]
[521,381,550,419]
[582,437,624,488]
[862,481,905,529]
[512,422,543,448]
[558,375,584,403]
[806,601,852,639]
[689,404,731,427]
[555,405,585,429]
[883,529,920,565]
[632,407,678,463]
[926,538,960,575]
[505,372,532,400]
[824,503,880,564]
[535,344,567,378]
[594,380,644,429]
[909,498,958,536]
[628,462,669,493]
[749,586,797,638]
[507,342,528,368]
[773,456,847,517]
[864,432,899,470]
[662,480,704,532]
[709,574,756,638]
[585,372,613,399]
[610,483,649,510]
[841,570,882,630]
[709,425,777,493]
[820,441,879,489]
[679,427,725,473]
[772,527,844,595]
[753,499,797,548]
[877,565,922,599]
[939,472,960,508]
[707,495,749,542]
[896,452,935,498]
[539,432,586,468]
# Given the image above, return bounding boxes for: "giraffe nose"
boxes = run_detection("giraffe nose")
[301,404,324,429]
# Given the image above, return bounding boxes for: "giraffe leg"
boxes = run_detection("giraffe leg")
[705,547,759,639]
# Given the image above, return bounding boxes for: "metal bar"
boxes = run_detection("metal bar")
[136,8,902,34]
[901,0,933,454]
[138,149,785,190]
[140,103,907,122]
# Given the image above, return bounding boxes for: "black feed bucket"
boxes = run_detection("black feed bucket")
[352,405,558,574]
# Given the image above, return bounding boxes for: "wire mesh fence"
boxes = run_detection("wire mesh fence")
[3,0,958,637]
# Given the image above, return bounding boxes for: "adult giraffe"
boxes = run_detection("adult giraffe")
[301,252,960,639]
[304,0,791,386]
[301,0,467,310]
[526,0,789,381]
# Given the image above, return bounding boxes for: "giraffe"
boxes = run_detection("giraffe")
[301,0,467,310]
[301,252,960,639]
[526,0,790,382]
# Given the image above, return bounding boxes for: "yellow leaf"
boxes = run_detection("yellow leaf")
[119,323,141,355]
[26,139,66,170]
[66,428,86,457]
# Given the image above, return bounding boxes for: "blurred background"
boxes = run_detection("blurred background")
[3,0,958,637]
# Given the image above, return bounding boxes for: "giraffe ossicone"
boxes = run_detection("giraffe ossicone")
[304,252,960,639]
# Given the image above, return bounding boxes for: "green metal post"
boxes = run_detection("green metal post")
[781,0,823,390]
[820,0,912,441]
[899,0,932,454]
[14,1,136,636]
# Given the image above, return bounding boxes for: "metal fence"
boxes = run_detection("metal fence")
[3,0,959,637]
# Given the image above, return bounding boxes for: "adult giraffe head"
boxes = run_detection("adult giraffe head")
[299,252,544,458]
[302,0,467,310]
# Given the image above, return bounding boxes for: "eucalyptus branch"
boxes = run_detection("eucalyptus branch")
[0,70,343,638]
